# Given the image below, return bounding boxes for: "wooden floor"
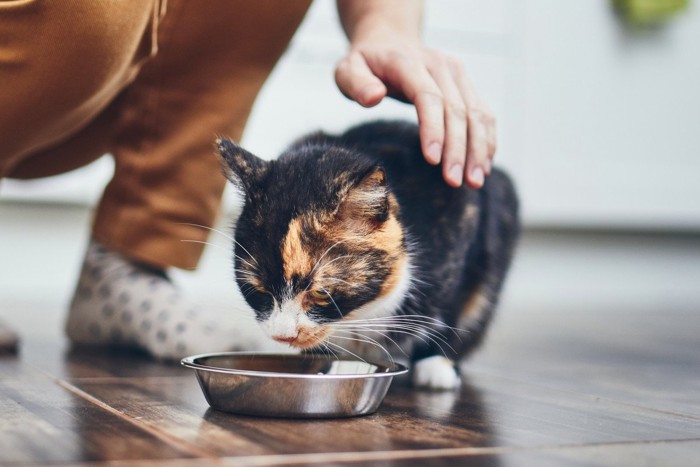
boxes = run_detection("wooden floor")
[2,230,699,466]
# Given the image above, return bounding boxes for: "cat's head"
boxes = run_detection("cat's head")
[218,138,412,350]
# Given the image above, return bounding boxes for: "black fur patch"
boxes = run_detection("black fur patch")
[221,120,519,363]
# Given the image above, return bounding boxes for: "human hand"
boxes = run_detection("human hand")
[335,29,496,189]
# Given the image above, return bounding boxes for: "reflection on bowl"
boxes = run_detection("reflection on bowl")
[181,352,408,418]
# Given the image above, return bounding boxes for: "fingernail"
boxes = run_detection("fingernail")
[448,165,463,186]
[426,143,442,164]
[484,160,492,175]
[470,167,485,187]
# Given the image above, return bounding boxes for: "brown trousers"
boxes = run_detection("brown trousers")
[0,0,311,269]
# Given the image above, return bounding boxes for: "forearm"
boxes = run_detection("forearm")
[336,0,424,43]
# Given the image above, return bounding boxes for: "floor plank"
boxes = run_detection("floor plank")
[17,337,190,380]
[0,363,197,464]
[66,375,476,456]
[464,306,700,419]
[234,439,700,467]
[66,363,700,459]
[2,229,699,465]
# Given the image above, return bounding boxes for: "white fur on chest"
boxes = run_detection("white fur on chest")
[327,258,414,359]
[349,257,414,321]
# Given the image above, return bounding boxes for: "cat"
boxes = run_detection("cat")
[218,120,519,390]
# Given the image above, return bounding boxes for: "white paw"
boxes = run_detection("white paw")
[412,356,461,390]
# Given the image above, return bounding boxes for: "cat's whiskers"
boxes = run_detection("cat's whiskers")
[345,324,454,355]
[306,254,356,289]
[307,240,348,280]
[180,238,259,272]
[333,323,433,348]
[176,222,235,242]
[321,276,372,293]
[330,324,406,358]
[180,239,228,254]
[328,331,394,363]
[233,273,260,289]
[321,289,395,360]
[239,283,264,299]
[319,277,354,288]
[322,289,406,360]
[332,319,458,357]
[331,323,407,356]
[323,288,344,320]
[232,267,257,280]
[232,266,256,275]
[332,315,461,334]
[314,341,333,361]
[177,222,261,268]
[322,342,341,361]
[345,321,455,340]
[359,321,458,349]
[324,341,368,364]
[349,314,465,337]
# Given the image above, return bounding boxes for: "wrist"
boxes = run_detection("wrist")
[347,15,422,46]
[337,0,423,46]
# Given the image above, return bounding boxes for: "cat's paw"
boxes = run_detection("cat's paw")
[412,356,461,390]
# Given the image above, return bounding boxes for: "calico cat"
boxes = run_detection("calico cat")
[218,121,519,390]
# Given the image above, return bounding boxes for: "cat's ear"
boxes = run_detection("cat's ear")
[337,166,390,227]
[216,138,268,194]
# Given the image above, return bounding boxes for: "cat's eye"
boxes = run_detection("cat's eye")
[244,284,273,310]
[308,289,330,302]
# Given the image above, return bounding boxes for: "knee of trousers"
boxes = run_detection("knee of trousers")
[0,0,163,175]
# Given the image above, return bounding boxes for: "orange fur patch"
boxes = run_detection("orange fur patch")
[318,192,406,298]
[294,325,332,349]
[282,217,313,281]
[282,189,406,310]
[371,211,402,252]
[459,287,491,325]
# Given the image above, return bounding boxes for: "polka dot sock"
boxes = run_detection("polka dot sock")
[66,240,242,360]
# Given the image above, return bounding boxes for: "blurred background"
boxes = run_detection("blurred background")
[2,0,699,344]
[4,0,699,228]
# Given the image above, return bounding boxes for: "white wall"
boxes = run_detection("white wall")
[2,0,699,230]
[512,0,700,229]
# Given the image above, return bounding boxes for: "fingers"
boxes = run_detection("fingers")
[415,90,446,167]
[382,50,496,189]
[336,45,496,190]
[335,51,388,107]
[335,48,447,169]
[447,58,496,188]
[372,51,446,168]
[428,62,468,187]
[486,120,497,175]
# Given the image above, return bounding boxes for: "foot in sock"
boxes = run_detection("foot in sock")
[66,240,242,360]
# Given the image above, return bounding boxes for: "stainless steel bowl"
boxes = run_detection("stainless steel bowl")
[181,352,408,418]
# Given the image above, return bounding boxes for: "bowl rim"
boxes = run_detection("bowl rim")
[180,351,408,380]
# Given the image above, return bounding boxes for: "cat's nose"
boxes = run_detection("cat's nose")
[273,335,297,344]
